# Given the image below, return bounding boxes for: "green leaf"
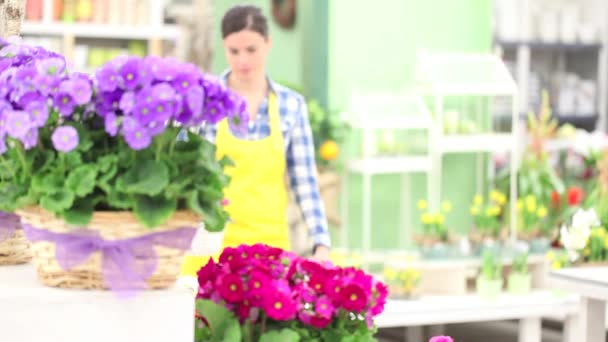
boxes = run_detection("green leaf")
[106,191,133,209]
[64,152,83,169]
[31,172,64,195]
[63,198,94,226]
[196,300,242,342]
[117,160,169,196]
[66,165,98,197]
[218,155,234,168]
[186,191,227,232]
[40,189,75,213]
[98,155,118,173]
[260,329,300,342]
[133,195,177,228]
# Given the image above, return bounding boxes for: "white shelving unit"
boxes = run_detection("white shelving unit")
[416,52,520,242]
[493,0,608,132]
[20,0,182,70]
[340,93,433,255]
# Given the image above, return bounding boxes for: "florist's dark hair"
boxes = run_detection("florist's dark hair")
[221,4,269,39]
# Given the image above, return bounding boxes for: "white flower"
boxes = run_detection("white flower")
[572,208,600,229]
[560,223,591,257]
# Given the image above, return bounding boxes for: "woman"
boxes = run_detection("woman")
[181,5,331,275]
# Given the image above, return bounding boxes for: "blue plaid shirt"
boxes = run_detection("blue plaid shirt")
[201,73,331,248]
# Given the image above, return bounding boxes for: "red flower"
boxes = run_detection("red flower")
[567,187,585,206]
[325,277,344,303]
[551,190,561,207]
[341,283,368,312]
[308,270,330,294]
[218,273,244,303]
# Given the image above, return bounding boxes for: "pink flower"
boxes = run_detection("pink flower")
[196,258,216,286]
[341,283,368,312]
[218,273,244,303]
[299,310,332,329]
[370,282,388,316]
[325,277,344,303]
[308,269,331,294]
[430,336,454,342]
[264,292,297,321]
[236,300,252,322]
[222,198,230,206]
[315,296,334,319]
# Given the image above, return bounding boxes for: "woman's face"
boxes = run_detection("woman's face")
[223,30,270,82]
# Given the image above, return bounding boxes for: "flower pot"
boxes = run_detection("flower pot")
[17,206,201,291]
[476,276,503,300]
[507,273,531,295]
[475,240,502,256]
[421,243,450,259]
[529,237,551,254]
[0,213,31,265]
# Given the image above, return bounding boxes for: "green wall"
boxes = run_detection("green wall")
[326,0,493,250]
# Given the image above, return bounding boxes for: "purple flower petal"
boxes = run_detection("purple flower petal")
[35,74,60,96]
[61,77,92,105]
[121,116,138,133]
[119,57,142,90]
[104,113,119,136]
[95,65,120,92]
[151,82,176,101]
[186,85,204,115]
[124,122,151,150]
[119,91,135,114]
[21,127,38,149]
[51,126,79,152]
[203,100,226,124]
[26,101,49,127]
[5,110,31,139]
[146,119,166,136]
[94,90,122,117]
[36,57,66,76]
[53,92,76,117]
[0,138,6,154]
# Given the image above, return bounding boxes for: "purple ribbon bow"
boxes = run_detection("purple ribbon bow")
[0,212,20,243]
[21,223,197,297]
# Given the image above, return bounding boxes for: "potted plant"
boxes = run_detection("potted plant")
[508,253,531,294]
[383,265,421,299]
[469,191,508,255]
[415,199,454,259]
[476,251,503,300]
[195,244,388,342]
[0,38,244,292]
[516,194,553,253]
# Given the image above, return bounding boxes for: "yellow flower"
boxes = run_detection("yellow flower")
[421,213,434,225]
[436,214,445,225]
[485,207,493,217]
[470,206,479,215]
[441,200,452,213]
[537,206,548,218]
[489,206,501,217]
[417,199,427,210]
[604,236,608,249]
[546,250,555,261]
[497,193,507,206]
[551,261,561,270]
[473,195,483,206]
[516,199,523,211]
[490,190,502,202]
[384,267,397,281]
[525,195,537,213]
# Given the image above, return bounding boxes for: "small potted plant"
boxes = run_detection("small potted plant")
[195,244,388,341]
[508,253,531,295]
[517,194,553,253]
[384,266,421,299]
[470,191,508,255]
[415,199,453,259]
[476,251,503,300]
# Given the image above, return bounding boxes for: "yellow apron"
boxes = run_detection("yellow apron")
[180,92,290,276]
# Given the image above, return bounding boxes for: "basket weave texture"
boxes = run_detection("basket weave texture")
[17,206,200,290]
[0,226,31,265]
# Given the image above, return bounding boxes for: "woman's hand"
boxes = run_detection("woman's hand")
[312,245,331,262]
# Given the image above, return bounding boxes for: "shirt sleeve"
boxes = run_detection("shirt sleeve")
[286,96,331,248]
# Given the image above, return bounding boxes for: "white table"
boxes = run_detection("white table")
[0,265,195,342]
[376,292,579,342]
[550,267,608,342]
